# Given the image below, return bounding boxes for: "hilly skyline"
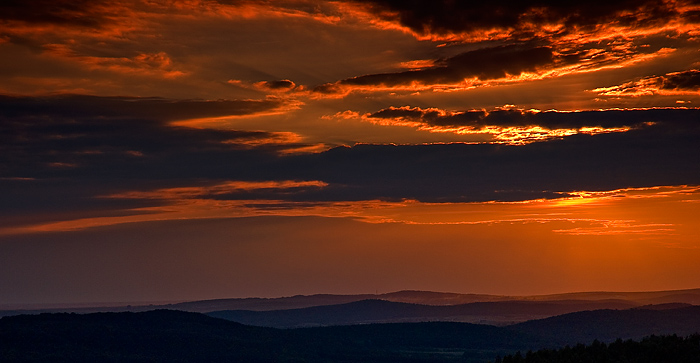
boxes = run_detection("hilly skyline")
[1,0,700,305]
[3,288,699,322]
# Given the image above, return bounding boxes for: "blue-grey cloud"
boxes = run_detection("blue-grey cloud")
[0,94,284,122]
[2,95,699,222]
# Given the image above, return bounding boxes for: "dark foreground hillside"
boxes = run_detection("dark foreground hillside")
[509,306,700,345]
[0,310,537,363]
[0,310,284,363]
[2,307,700,363]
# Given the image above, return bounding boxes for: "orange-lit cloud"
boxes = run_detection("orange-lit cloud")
[0,0,144,39]
[170,98,304,129]
[3,0,700,304]
[4,183,698,249]
[228,79,303,93]
[346,0,700,43]
[328,106,640,144]
[107,180,329,200]
[291,0,697,98]
[43,44,186,78]
[0,0,352,48]
[593,69,700,96]
[223,131,303,146]
[170,121,328,154]
[310,46,677,97]
[3,0,696,101]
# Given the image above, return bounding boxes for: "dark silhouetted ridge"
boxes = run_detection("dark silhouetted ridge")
[510,305,700,346]
[208,298,638,328]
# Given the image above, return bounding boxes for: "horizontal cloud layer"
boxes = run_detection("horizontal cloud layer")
[314,44,556,93]
[2,95,699,226]
[312,40,676,95]
[0,94,285,122]
[350,0,699,40]
[331,107,661,143]
[365,106,649,129]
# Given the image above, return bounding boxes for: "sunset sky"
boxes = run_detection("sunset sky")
[2,0,700,306]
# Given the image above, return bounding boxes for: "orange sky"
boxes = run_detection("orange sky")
[1,0,699,305]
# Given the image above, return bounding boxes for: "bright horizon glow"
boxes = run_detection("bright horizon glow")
[1,0,699,305]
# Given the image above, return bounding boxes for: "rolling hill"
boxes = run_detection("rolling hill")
[3,305,700,362]
[207,298,638,328]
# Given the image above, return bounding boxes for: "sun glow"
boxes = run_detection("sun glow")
[4,184,698,251]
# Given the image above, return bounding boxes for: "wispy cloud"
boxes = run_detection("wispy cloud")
[43,45,186,78]
[106,180,329,200]
[4,184,697,243]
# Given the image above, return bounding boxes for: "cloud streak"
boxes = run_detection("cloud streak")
[331,106,658,143]
[593,69,700,96]
[349,0,700,42]
[5,183,697,240]
[314,44,555,94]
[2,96,700,216]
[312,43,677,96]
[0,94,287,122]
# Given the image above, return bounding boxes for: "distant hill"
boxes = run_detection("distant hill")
[142,288,700,311]
[515,289,700,305]
[510,305,700,346]
[208,299,638,328]
[2,288,699,318]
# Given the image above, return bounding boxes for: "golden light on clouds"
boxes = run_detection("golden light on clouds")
[328,106,638,144]
[4,183,697,252]
[43,45,187,78]
[2,0,700,303]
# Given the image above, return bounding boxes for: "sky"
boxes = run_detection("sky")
[1,0,700,306]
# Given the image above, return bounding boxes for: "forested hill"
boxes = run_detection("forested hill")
[2,307,700,362]
[509,305,700,345]
[495,334,700,363]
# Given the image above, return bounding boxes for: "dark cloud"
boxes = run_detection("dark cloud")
[259,79,296,90]
[660,69,700,91]
[0,0,109,27]
[291,109,700,202]
[2,95,699,220]
[594,69,700,96]
[309,0,687,96]
[367,107,655,129]
[0,94,305,217]
[314,45,553,92]
[351,0,688,37]
[0,94,284,122]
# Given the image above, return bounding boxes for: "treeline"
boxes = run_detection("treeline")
[494,334,700,363]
